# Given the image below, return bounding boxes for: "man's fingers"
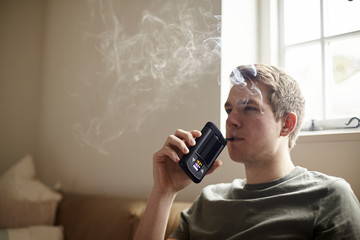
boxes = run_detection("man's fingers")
[165,134,189,155]
[206,160,223,175]
[164,129,202,155]
[174,129,201,147]
[154,145,181,163]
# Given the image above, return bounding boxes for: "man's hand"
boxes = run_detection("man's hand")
[152,129,222,194]
[134,128,222,240]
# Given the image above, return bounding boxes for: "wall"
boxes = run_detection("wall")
[292,132,360,199]
[4,0,221,202]
[0,0,44,172]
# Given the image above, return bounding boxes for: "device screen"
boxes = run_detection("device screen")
[192,159,203,172]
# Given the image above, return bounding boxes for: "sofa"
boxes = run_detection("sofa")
[55,192,191,240]
[0,155,191,240]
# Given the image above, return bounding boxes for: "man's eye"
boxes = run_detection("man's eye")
[244,106,258,111]
[225,108,232,114]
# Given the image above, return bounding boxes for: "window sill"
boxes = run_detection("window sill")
[298,129,360,143]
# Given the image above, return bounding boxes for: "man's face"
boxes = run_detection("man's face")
[225,81,283,165]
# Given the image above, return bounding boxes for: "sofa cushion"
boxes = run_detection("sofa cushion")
[55,193,146,240]
[56,192,191,240]
[0,155,62,228]
[0,225,63,240]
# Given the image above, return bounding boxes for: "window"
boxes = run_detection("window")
[220,0,258,133]
[279,0,360,131]
[221,0,360,133]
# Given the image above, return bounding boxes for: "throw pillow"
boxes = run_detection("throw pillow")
[0,155,62,228]
[0,225,63,240]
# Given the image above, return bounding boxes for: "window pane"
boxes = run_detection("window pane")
[285,44,322,121]
[283,0,320,45]
[324,0,360,36]
[326,37,360,119]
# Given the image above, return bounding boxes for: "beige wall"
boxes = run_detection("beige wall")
[0,0,359,202]
[0,0,222,201]
[292,132,360,199]
[0,0,44,171]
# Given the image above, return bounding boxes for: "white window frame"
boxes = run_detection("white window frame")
[221,0,360,135]
[277,0,360,133]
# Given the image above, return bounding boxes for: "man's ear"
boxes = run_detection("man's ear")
[280,112,297,136]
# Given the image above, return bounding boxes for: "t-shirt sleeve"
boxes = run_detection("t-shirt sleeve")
[168,193,205,240]
[314,179,360,240]
[168,210,190,240]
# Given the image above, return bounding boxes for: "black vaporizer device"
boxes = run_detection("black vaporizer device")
[179,122,227,183]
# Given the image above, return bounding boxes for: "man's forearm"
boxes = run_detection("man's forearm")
[133,188,177,240]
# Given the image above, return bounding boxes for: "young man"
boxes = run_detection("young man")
[134,64,360,239]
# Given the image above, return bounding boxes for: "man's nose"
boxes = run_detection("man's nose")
[226,112,241,128]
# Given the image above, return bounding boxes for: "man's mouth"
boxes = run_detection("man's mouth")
[226,137,244,141]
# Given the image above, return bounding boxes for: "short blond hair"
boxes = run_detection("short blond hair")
[231,64,305,149]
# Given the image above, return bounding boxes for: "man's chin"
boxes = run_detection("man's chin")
[228,152,247,164]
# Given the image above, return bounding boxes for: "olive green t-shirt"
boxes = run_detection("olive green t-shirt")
[170,167,360,239]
